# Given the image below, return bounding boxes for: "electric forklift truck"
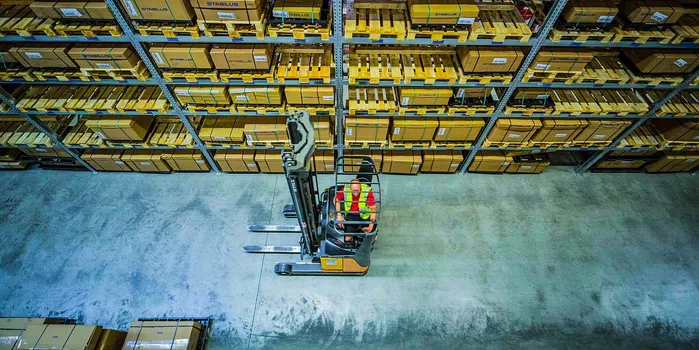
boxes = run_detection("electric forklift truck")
[243,111,381,276]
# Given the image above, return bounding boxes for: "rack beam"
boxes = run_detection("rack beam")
[334,0,345,158]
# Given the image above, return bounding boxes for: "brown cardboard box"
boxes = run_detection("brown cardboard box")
[311,116,332,142]
[513,88,552,100]
[122,150,171,172]
[20,147,71,157]
[468,151,510,173]
[383,150,421,174]
[434,119,485,142]
[530,119,588,143]
[421,151,463,173]
[531,49,594,72]
[228,86,282,105]
[214,149,259,172]
[123,321,200,350]
[95,329,127,350]
[84,116,154,141]
[255,150,284,173]
[575,119,631,143]
[609,150,658,157]
[0,318,62,350]
[311,150,335,173]
[163,150,211,171]
[10,44,76,68]
[210,44,272,70]
[486,119,543,144]
[149,44,213,69]
[53,2,90,18]
[80,149,132,172]
[174,86,231,105]
[505,157,550,173]
[457,47,524,73]
[272,0,322,19]
[193,4,263,22]
[408,0,479,25]
[344,117,390,143]
[621,49,699,74]
[84,1,115,19]
[399,88,452,106]
[190,0,261,9]
[561,0,618,24]
[0,161,29,170]
[243,116,288,143]
[199,116,246,143]
[0,44,20,66]
[622,0,684,25]
[343,150,383,172]
[649,119,699,142]
[645,152,698,173]
[29,2,61,18]
[68,44,140,70]
[596,159,647,169]
[30,1,114,19]
[391,118,439,142]
[17,325,102,350]
[119,0,195,21]
[0,149,22,161]
[284,86,334,105]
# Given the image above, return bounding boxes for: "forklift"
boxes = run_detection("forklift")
[243,111,381,276]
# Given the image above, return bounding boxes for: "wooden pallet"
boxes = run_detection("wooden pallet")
[348,50,403,84]
[406,22,469,42]
[348,47,460,84]
[219,55,278,83]
[344,140,388,148]
[670,15,699,44]
[469,9,532,43]
[482,140,528,148]
[268,21,331,40]
[15,85,170,113]
[430,141,472,149]
[247,140,291,148]
[204,141,245,148]
[79,61,150,82]
[402,51,460,84]
[144,119,199,148]
[521,68,582,84]
[549,27,614,43]
[236,103,286,115]
[197,13,267,39]
[447,105,495,115]
[527,141,573,149]
[62,120,103,147]
[0,5,56,37]
[504,106,553,115]
[570,141,612,148]
[275,46,332,83]
[345,7,407,41]
[397,105,446,115]
[590,89,648,115]
[136,22,200,38]
[53,21,122,38]
[576,56,631,85]
[163,70,219,83]
[348,87,397,114]
[185,104,235,114]
[627,74,683,86]
[287,104,335,116]
[0,120,66,147]
[458,73,512,84]
[32,69,88,82]
[617,126,660,149]
[387,139,432,149]
[0,67,36,82]
[654,91,699,117]
[612,27,674,44]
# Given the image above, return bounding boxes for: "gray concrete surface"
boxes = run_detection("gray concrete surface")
[0,167,698,349]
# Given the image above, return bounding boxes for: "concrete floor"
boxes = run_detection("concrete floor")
[0,167,698,349]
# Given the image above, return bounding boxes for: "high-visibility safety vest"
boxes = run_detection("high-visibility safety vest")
[344,184,372,220]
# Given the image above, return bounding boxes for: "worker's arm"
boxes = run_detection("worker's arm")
[335,192,344,227]
[362,204,377,233]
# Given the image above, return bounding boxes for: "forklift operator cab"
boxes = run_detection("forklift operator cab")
[243,111,381,276]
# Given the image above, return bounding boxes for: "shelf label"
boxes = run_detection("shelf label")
[457,17,475,25]
[674,58,687,67]
[217,12,237,19]
[534,63,550,70]
[393,127,400,135]
[25,52,42,59]
[629,42,640,47]
[593,84,603,88]
[492,57,507,64]
[152,52,164,65]
[597,15,615,23]
[491,41,503,45]
[167,37,179,42]
[124,0,137,16]
[651,12,668,23]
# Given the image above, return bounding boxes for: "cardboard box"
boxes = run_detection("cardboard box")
[530,119,588,143]
[95,329,127,350]
[10,44,76,68]
[645,152,698,173]
[468,151,510,173]
[621,49,699,74]
[174,86,231,105]
[530,49,594,72]
[121,150,171,172]
[622,0,684,25]
[383,150,421,174]
[486,119,543,144]
[80,149,133,172]
[399,88,452,106]
[596,159,647,169]
[29,2,61,18]
[0,149,22,162]
[193,4,263,22]
[163,150,211,171]
[609,150,658,157]
[215,149,259,172]
[421,150,463,173]
[505,158,550,174]
[149,44,213,69]
[575,119,631,143]
[190,0,261,9]
[0,44,20,66]
[228,86,282,105]
[343,150,382,172]
[561,0,618,24]
[0,318,62,350]
[457,47,524,73]
[210,44,272,70]
[284,86,334,105]
[68,44,140,70]
[119,0,195,21]
[0,161,30,170]
[513,88,552,101]
[123,321,200,350]
[17,325,102,350]
[255,150,284,173]
[84,1,115,19]
[199,116,246,143]
[391,118,439,142]
[650,119,699,142]
[243,116,288,143]
[344,117,389,143]
[311,149,335,173]
[84,116,154,142]
[30,1,114,19]
[272,0,322,20]
[434,119,485,142]
[20,148,71,158]
[311,116,332,142]
[408,0,479,25]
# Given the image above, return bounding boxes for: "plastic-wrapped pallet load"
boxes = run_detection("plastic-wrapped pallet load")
[421,151,464,173]
[174,86,231,106]
[649,119,699,143]
[574,120,632,144]
[621,49,699,74]
[398,88,452,106]
[29,0,115,19]
[9,44,76,68]
[456,47,524,73]
[285,87,334,105]
[16,324,126,350]
[486,119,543,144]
[311,150,335,173]
[80,149,133,172]
[68,44,141,70]
[192,0,264,22]
[621,0,685,25]
[529,119,588,144]
[119,0,195,21]
[391,118,439,142]
[162,150,211,172]
[123,320,200,350]
[229,87,282,105]
[645,152,699,173]
[434,119,485,143]
[344,150,383,172]
[272,0,323,20]
[530,49,593,72]
[560,0,619,25]
[210,44,273,70]
[0,317,65,350]
[214,150,259,172]
[121,150,171,173]
[596,159,647,169]
[468,151,550,174]
[243,116,288,144]
[383,150,422,174]
[310,116,332,143]
[344,117,390,143]
[407,0,479,25]
[84,116,154,142]
[255,150,284,173]
[149,44,213,69]
[199,117,246,143]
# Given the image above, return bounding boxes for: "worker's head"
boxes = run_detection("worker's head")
[350,179,361,195]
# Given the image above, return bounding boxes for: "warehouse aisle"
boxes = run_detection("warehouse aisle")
[0,169,698,349]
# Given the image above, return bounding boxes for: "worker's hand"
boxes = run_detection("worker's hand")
[362,225,373,233]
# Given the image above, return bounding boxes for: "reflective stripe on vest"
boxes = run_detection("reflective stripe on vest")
[344,184,372,220]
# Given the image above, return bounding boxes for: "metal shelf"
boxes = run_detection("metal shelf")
[501,112,643,119]
[2,110,179,116]
[346,79,509,88]
[0,34,129,42]
[1,79,157,85]
[138,35,332,44]
[342,145,472,151]
[346,112,491,117]
[206,145,332,150]
[543,39,699,49]
[66,144,195,150]
[343,37,533,46]
[517,82,699,90]
[165,79,335,86]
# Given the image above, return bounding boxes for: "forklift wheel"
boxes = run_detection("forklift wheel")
[274,263,293,275]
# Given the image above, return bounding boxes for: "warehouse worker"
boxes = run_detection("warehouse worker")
[335,179,377,239]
